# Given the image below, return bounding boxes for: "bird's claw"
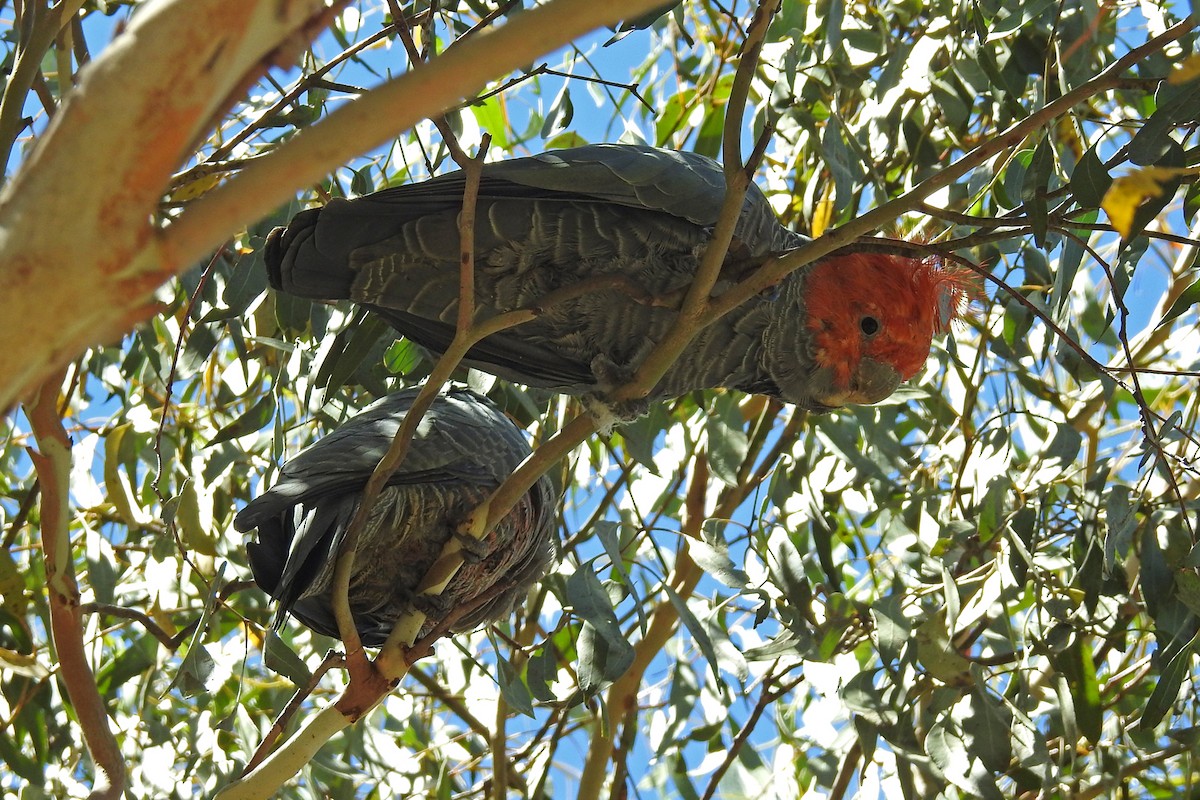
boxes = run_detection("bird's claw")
[452,528,491,563]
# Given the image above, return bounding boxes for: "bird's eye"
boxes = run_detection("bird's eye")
[860,316,881,337]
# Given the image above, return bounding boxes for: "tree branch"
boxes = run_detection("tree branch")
[0,0,88,176]
[706,17,1200,320]
[27,369,127,800]
[0,0,346,411]
[159,0,679,305]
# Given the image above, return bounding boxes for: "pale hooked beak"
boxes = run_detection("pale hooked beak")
[813,359,903,408]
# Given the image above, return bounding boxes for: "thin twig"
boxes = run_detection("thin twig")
[700,667,805,800]
[80,603,198,650]
[326,134,491,703]
[163,0,675,270]
[183,7,436,175]
[153,246,223,504]
[241,651,346,774]
[1061,228,1196,542]
[407,666,493,738]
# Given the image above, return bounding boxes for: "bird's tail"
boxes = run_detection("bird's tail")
[261,206,356,300]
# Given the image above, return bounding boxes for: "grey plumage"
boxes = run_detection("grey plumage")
[234,385,556,646]
[266,144,961,416]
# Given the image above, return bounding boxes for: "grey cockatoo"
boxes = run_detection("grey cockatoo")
[265,144,971,419]
[235,385,556,646]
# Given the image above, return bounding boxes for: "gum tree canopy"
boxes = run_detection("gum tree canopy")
[2,1,1199,798]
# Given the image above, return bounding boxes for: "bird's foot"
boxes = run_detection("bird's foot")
[581,394,649,431]
[452,528,492,563]
[412,590,455,621]
[587,355,655,427]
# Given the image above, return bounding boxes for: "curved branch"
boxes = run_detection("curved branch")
[215,703,352,800]
[0,0,345,411]
[160,0,680,286]
[27,370,126,800]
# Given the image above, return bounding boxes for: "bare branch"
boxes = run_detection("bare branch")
[27,369,127,800]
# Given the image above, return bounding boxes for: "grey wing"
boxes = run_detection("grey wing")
[345,144,802,255]
[267,144,803,300]
[430,387,536,479]
[235,386,524,531]
[236,389,434,531]
[236,386,537,636]
[263,145,806,392]
[478,144,804,254]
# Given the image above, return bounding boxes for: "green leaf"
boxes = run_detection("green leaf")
[383,337,421,375]
[694,520,749,589]
[926,714,1005,800]
[842,670,898,728]
[1156,278,1200,330]
[208,391,276,446]
[741,630,807,661]
[822,116,863,212]
[526,645,557,703]
[871,592,910,665]
[540,84,574,139]
[497,655,535,717]
[1053,210,1097,317]
[1070,146,1104,209]
[915,610,971,685]
[263,630,313,687]
[1000,149,1033,211]
[565,567,633,685]
[576,620,623,695]
[313,312,391,399]
[965,682,1014,772]
[705,389,748,487]
[95,635,156,698]
[1104,485,1137,574]
[767,528,810,610]
[468,94,510,149]
[1021,136,1054,246]
[1044,422,1083,466]
[220,245,271,318]
[655,89,691,144]
[617,404,668,473]
[169,563,227,698]
[662,584,726,688]
[592,520,647,632]
[977,475,1011,543]
[1139,630,1200,730]
[1053,638,1102,743]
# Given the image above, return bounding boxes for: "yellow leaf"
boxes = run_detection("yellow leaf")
[811,182,834,238]
[150,598,178,638]
[1169,54,1200,84]
[1101,166,1197,238]
[169,172,222,202]
[0,550,26,615]
[104,423,151,527]
[177,478,219,557]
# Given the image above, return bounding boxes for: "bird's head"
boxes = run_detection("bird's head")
[779,251,975,409]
